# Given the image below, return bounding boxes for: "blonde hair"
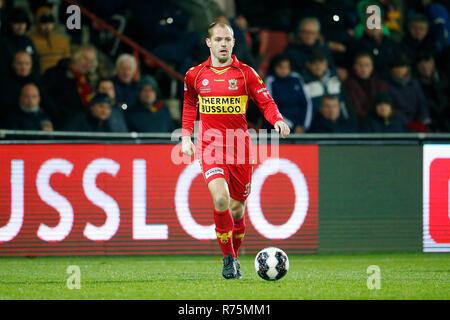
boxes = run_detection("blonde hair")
[71,44,98,73]
[207,21,234,38]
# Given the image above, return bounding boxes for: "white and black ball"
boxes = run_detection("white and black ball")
[254,247,289,281]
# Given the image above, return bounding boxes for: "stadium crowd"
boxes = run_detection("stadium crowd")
[0,0,449,134]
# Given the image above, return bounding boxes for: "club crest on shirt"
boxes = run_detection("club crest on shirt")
[228,79,238,90]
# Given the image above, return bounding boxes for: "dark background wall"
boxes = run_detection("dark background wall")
[318,145,422,253]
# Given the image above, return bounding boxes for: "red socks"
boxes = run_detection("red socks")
[233,216,246,258]
[214,208,235,257]
[214,209,246,258]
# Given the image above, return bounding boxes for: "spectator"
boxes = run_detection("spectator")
[113,54,139,108]
[66,94,117,132]
[213,0,236,19]
[356,22,397,77]
[43,44,98,128]
[0,7,40,76]
[126,75,175,133]
[96,78,128,132]
[308,94,357,133]
[360,93,408,132]
[293,0,359,69]
[401,14,438,63]
[302,50,351,120]
[293,0,358,41]
[343,52,389,122]
[379,0,406,43]
[5,83,53,131]
[263,54,312,133]
[175,0,223,36]
[97,78,117,106]
[415,52,450,131]
[354,1,392,39]
[29,6,71,74]
[283,17,335,75]
[234,0,292,31]
[406,0,450,51]
[129,1,198,74]
[387,52,430,131]
[0,50,59,123]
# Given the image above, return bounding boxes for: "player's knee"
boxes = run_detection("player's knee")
[213,193,230,211]
[230,202,244,219]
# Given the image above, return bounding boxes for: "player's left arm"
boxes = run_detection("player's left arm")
[244,66,290,138]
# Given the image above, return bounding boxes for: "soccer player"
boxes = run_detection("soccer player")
[181,22,290,279]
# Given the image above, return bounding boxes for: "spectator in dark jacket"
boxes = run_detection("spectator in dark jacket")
[126,75,175,133]
[401,14,438,64]
[0,50,59,123]
[343,52,389,122]
[97,78,128,132]
[293,0,359,69]
[130,1,198,74]
[66,94,117,132]
[5,83,53,131]
[302,50,352,120]
[283,17,335,75]
[308,94,357,133]
[406,0,450,51]
[415,52,450,132]
[388,52,430,131]
[360,93,408,133]
[42,44,98,128]
[356,24,397,78]
[112,54,139,108]
[0,7,40,76]
[263,54,312,133]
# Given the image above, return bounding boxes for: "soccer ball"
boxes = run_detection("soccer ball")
[254,247,289,281]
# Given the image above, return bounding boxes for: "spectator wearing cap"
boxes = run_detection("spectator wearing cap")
[302,49,352,121]
[113,54,139,108]
[125,76,175,133]
[415,52,450,132]
[29,7,71,74]
[308,94,357,133]
[0,50,59,124]
[96,78,128,132]
[343,52,389,122]
[0,7,40,76]
[65,94,117,132]
[4,83,53,131]
[360,93,408,133]
[388,52,430,131]
[263,54,312,133]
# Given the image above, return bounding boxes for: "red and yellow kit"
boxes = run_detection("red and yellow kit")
[182,55,283,201]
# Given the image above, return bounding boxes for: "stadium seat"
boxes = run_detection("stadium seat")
[258,30,288,79]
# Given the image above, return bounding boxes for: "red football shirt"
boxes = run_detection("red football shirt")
[182,55,284,164]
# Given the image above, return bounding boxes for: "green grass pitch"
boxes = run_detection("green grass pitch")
[0,253,448,300]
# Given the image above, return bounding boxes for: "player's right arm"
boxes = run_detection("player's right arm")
[181,67,199,156]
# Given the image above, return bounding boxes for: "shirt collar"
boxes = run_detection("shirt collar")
[205,55,240,68]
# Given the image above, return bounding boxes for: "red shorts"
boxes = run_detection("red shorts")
[199,160,253,202]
